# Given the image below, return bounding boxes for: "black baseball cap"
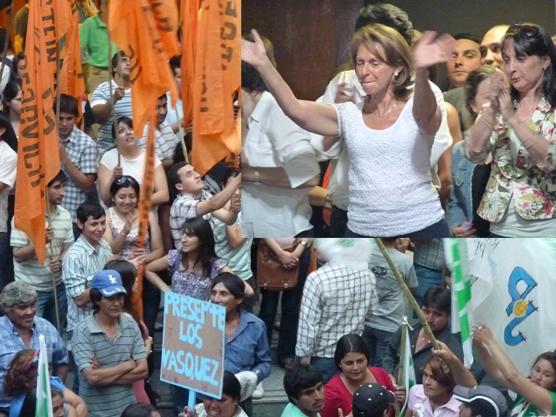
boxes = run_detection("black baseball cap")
[453,385,508,417]
[352,384,396,417]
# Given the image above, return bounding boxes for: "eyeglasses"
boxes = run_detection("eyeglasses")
[113,176,134,187]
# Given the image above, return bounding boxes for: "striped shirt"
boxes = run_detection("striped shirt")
[212,214,253,280]
[296,263,378,359]
[0,316,68,409]
[91,80,132,155]
[62,236,112,332]
[72,313,146,417]
[137,121,179,161]
[169,190,213,248]
[11,206,74,291]
[60,127,97,222]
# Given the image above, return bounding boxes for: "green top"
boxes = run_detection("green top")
[512,391,556,417]
[281,403,321,417]
[79,14,118,68]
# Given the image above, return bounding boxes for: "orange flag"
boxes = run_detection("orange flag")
[191,0,241,174]
[109,0,179,138]
[15,0,61,263]
[181,0,199,128]
[109,0,180,318]
[59,8,85,124]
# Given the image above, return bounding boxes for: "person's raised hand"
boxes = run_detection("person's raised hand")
[413,31,456,69]
[241,29,269,68]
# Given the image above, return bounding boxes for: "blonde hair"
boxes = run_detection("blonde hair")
[349,23,413,99]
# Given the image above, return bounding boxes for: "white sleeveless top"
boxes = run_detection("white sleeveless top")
[334,97,444,236]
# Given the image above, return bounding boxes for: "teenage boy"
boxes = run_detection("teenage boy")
[167,162,241,248]
[56,94,97,236]
[72,269,147,417]
[11,171,74,327]
[281,365,324,417]
[62,201,112,391]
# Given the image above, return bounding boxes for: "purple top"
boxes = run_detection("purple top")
[167,249,227,301]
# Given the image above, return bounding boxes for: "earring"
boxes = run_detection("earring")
[393,71,400,79]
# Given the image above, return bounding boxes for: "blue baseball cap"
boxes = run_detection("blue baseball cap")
[91,270,127,297]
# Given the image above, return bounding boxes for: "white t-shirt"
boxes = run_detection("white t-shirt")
[334,96,445,236]
[312,70,452,210]
[99,149,161,185]
[0,141,17,233]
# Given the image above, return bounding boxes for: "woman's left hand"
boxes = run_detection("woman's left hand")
[498,88,515,121]
[413,31,456,69]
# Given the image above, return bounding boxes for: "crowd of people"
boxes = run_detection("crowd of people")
[241,2,556,238]
[0,0,555,416]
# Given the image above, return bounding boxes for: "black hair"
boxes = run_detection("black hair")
[169,55,181,73]
[211,272,245,300]
[283,364,323,402]
[453,32,481,44]
[104,260,137,315]
[422,286,451,314]
[109,175,141,200]
[334,334,370,370]
[112,116,133,140]
[19,387,37,417]
[167,161,187,200]
[355,3,414,45]
[2,81,21,122]
[90,288,103,312]
[57,93,79,116]
[502,23,556,107]
[158,93,167,101]
[76,201,105,224]
[47,170,68,187]
[0,112,18,152]
[120,403,159,417]
[180,217,216,277]
[13,52,25,75]
[222,371,242,402]
[464,65,498,116]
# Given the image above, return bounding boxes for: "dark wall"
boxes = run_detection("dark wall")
[242,0,556,99]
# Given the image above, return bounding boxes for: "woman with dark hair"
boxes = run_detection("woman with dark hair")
[103,175,163,266]
[405,342,476,417]
[4,349,87,417]
[145,217,242,299]
[1,82,21,138]
[120,403,160,417]
[322,334,398,417]
[447,65,497,237]
[97,116,169,207]
[12,53,25,86]
[242,24,456,237]
[466,23,556,236]
[210,273,271,415]
[474,323,556,416]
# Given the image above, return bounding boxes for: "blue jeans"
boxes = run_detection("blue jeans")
[362,326,394,367]
[36,282,67,331]
[311,357,337,384]
[413,264,442,306]
[330,207,348,237]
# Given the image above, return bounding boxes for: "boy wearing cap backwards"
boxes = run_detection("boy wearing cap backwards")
[352,383,396,417]
[453,385,508,417]
[71,270,147,417]
[282,364,325,417]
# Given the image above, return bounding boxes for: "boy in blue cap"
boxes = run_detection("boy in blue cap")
[71,270,147,417]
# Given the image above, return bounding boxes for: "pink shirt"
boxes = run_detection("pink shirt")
[407,385,461,417]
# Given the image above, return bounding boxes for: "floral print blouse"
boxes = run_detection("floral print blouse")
[477,96,556,223]
[167,249,227,301]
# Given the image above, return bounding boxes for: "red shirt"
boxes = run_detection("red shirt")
[322,366,395,417]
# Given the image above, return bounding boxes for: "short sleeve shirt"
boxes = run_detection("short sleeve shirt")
[0,141,17,233]
[169,190,213,248]
[168,251,227,301]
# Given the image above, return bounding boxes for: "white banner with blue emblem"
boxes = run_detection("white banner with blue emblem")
[460,238,556,375]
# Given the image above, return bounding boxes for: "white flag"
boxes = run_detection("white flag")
[35,334,53,417]
[399,317,416,417]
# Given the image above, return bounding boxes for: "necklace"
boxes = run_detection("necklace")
[365,97,400,117]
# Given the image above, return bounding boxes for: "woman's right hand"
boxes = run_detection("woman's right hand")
[178,407,197,417]
[241,29,269,68]
[473,322,495,345]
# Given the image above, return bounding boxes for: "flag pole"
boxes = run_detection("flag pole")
[0,4,14,85]
[373,238,440,349]
[105,0,120,167]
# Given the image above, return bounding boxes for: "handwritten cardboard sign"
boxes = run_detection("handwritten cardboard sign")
[160,291,226,398]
